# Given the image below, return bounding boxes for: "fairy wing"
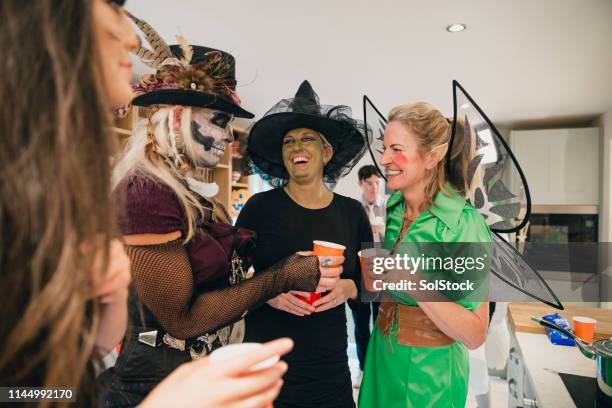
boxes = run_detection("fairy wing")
[448,80,562,309]
[490,232,563,309]
[363,95,388,181]
[447,80,531,233]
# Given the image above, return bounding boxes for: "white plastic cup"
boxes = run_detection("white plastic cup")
[208,343,280,371]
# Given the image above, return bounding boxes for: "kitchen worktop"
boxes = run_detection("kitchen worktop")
[507,302,609,407]
[508,302,612,340]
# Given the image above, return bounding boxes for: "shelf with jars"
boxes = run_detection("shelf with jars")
[228,127,252,219]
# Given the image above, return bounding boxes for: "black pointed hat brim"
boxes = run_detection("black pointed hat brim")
[247,112,366,180]
[132,89,254,118]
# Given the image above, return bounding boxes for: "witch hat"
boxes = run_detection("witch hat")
[245,80,369,186]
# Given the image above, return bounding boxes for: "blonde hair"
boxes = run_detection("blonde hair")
[388,102,454,210]
[113,106,212,242]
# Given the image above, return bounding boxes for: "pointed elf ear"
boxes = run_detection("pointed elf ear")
[424,143,448,170]
[172,106,184,131]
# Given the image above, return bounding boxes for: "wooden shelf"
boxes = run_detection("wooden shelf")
[232,182,249,188]
[216,164,230,169]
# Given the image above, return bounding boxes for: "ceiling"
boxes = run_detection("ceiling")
[126,0,612,129]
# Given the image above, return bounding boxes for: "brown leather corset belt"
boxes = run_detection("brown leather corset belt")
[377,302,455,347]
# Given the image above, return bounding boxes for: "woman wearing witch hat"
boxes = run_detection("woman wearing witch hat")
[105,15,344,406]
[236,80,373,407]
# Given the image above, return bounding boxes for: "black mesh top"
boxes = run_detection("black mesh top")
[236,188,372,407]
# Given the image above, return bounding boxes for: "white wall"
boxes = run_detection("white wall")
[126,1,612,141]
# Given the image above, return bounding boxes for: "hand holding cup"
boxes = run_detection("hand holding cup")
[358,248,390,291]
[141,338,293,408]
[297,250,344,295]
[313,240,346,294]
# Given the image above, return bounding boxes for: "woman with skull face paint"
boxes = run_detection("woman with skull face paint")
[105,16,343,406]
[236,81,372,408]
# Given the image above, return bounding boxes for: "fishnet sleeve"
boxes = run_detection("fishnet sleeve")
[126,240,319,339]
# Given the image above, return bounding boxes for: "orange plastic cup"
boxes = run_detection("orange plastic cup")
[313,240,346,266]
[296,241,346,305]
[573,316,596,343]
[358,248,390,291]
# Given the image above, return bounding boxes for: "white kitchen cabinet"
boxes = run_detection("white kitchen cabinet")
[509,128,600,205]
[507,331,597,407]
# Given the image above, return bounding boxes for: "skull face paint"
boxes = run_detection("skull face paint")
[190,108,234,168]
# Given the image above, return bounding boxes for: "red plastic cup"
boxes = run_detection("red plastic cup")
[295,292,322,305]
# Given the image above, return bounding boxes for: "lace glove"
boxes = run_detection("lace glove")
[126,240,319,339]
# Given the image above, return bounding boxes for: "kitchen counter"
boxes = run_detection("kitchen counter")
[508,302,612,341]
[513,331,596,407]
[506,302,611,407]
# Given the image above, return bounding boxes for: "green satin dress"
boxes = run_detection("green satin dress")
[358,187,492,408]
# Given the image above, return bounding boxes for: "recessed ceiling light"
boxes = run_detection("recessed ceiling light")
[446,24,466,33]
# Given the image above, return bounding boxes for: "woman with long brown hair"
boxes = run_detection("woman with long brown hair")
[0,1,297,407]
[0,0,133,397]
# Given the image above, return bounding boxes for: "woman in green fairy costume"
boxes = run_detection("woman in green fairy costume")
[358,101,491,408]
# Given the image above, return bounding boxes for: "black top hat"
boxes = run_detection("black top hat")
[127,12,253,118]
[246,81,368,186]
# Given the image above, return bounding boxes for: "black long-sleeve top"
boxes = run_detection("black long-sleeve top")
[236,188,373,408]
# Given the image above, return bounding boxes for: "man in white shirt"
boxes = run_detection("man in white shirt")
[359,166,386,243]
[352,165,385,387]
